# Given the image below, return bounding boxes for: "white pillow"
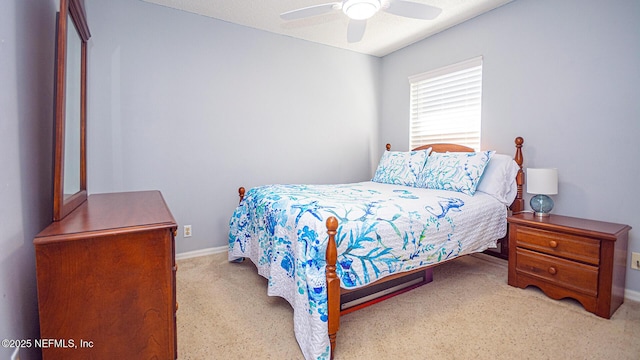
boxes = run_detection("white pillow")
[372,149,431,187]
[476,154,519,205]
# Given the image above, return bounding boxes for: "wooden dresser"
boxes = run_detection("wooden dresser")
[507,213,630,319]
[34,191,178,359]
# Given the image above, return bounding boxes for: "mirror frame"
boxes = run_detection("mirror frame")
[53,0,91,221]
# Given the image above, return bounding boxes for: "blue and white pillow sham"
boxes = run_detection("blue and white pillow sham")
[418,151,495,195]
[372,149,431,187]
[372,148,501,197]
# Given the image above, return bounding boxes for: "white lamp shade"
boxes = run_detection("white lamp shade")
[527,168,558,195]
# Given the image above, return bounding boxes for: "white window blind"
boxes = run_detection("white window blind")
[409,57,483,150]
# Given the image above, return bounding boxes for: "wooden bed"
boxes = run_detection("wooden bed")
[236,137,524,359]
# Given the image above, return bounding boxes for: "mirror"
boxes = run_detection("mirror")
[53,0,91,221]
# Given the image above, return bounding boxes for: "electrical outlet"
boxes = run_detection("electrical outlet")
[631,252,640,270]
[184,225,192,238]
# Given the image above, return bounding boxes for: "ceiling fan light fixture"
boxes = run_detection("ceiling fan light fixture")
[343,0,381,20]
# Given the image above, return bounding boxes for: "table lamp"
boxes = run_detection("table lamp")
[527,168,558,217]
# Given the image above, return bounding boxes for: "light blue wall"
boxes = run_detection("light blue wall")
[2,1,639,356]
[381,0,640,293]
[0,0,58,358]
[84,0,382,254]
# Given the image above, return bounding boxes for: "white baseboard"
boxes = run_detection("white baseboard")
[175,247,640,302]
[175,246,226,260]
[625,288,640,302]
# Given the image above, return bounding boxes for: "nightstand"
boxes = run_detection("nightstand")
[507,213,631,319]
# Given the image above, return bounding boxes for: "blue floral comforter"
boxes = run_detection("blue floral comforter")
[228,181,507,360]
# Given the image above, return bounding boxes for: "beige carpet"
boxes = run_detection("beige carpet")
[176,252,640,360]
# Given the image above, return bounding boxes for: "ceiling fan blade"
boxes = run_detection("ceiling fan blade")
[384,0,442,20]
[347,19,367,43]
[280,2,341,21]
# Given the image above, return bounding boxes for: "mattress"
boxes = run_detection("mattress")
[229,181,507,359]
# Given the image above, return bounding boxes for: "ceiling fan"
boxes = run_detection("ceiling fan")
[280,0,442,43]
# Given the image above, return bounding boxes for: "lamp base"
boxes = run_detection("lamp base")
[530,194,554,217]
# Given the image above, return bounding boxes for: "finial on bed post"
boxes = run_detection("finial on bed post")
[238,187,245,204]
[386,143,391,151]
[513,137,525,213]
[325,216,340,360]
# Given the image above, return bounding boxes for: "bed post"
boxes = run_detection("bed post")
[238,187,245,204]
[511,137,525,213]
[325,216,340,360]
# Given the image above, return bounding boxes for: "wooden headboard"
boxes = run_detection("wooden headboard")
[410,143,475,153]
[387,136,525,213]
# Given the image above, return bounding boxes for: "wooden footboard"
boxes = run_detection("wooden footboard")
[325,136,525,359]
[325,217,340,358]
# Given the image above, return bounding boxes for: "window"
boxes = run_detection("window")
[409,57,483,150]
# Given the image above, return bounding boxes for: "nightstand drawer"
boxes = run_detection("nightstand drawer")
[514,226,600,265]
[515,248,599,297]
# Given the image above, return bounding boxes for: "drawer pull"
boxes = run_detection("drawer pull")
[548,240,558,248]
[548,266,557,275]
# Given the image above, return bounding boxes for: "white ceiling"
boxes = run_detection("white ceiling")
[140,0,513,57]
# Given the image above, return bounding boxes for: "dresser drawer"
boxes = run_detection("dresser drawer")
[515,248,599,297]
[514,225,600,265]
